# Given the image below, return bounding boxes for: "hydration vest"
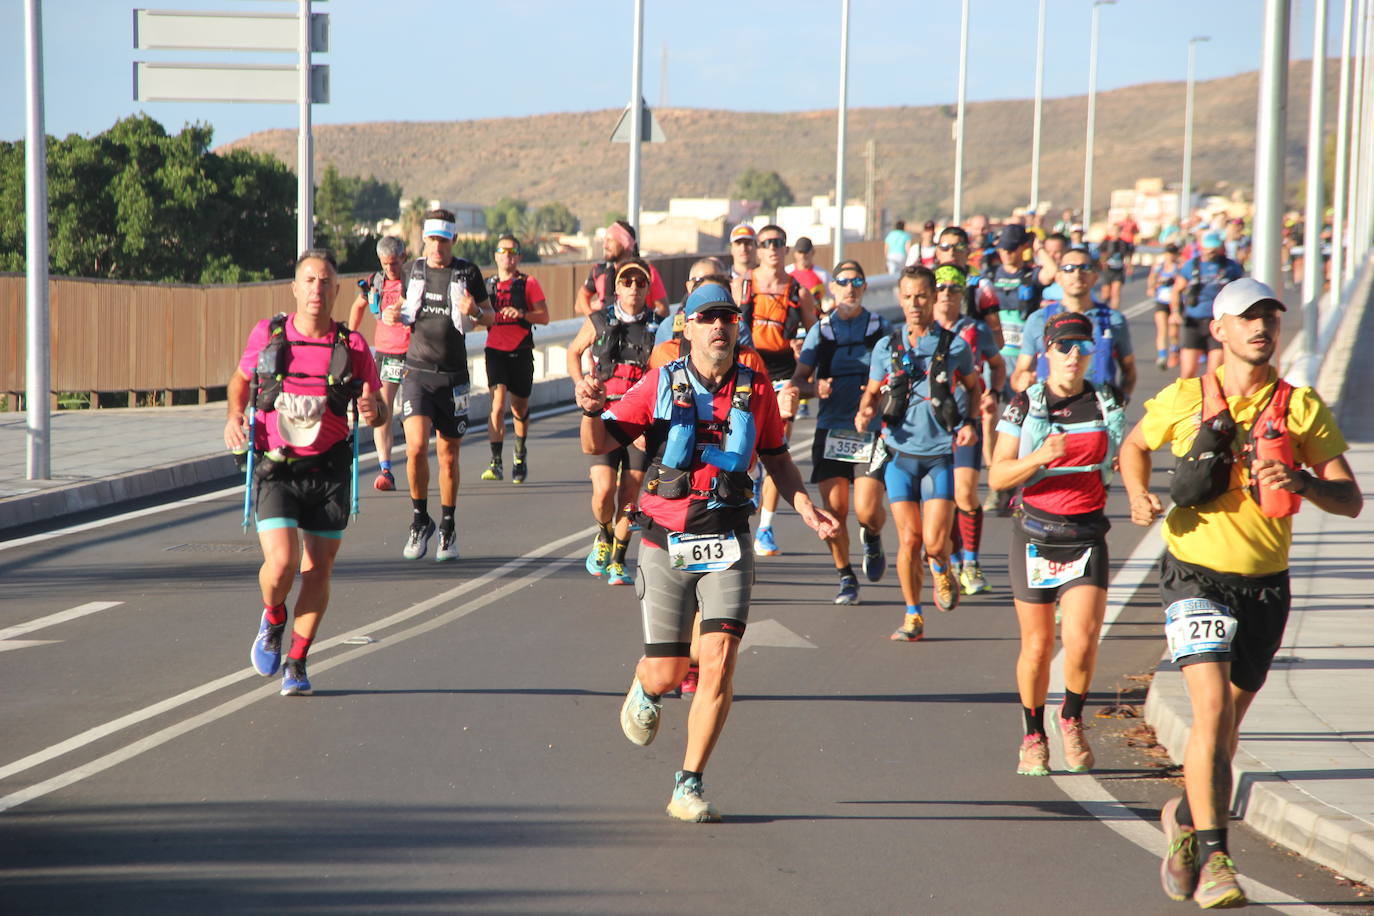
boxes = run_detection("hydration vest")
[403,257,477,330]
[740,273,803,352]
[881,326,962,432]
[589,308,655,397]
[655,361,757,474]
[486,273,529,318]
[1015,381,1125,486]
[1033,304,1117,387]
[815,310,886,379]
[365,271,384,315]
[1153,266,1178,305]
[253,314,359,416]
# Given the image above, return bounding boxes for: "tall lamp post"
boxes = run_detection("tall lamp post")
[1029,0,1047,214]
[834,0,851,261]
[1181,36,1211,231]
[1082,0,1116,231]
[1300,0,1328,383]
[1331,0,1355,299]
[953,0,970,225]
[1252,0,1291,292]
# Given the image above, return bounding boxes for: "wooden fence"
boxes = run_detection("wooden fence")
[0,239,882,407]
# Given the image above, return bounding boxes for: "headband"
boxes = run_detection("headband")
[423,219,457,240]
[606,222,635,250]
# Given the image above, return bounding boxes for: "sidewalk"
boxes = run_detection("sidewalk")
[1144,267,1374,886]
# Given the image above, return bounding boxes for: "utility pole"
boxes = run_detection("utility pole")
[1083,1,1116,230]
[1181,37,1210,229]
[834,0,850,260]
[1030,0,1047,213]
[1300,0,1328,385]
[627,0,645,234]
[864,139,877,240]
[953,0,970,225]
[25,0,49,479]
[1332,0,1355,299]
[1252,0,1291,292]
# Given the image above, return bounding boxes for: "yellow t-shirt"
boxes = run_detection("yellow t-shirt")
[1139,366,1348,575]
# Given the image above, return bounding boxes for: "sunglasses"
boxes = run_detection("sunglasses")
[689,275,712,289]
[495,246,519,256]
[691,309,740,325]
[934,283,965,293]
[757,237,786,249]
[618,276,648,288]
[1060,263,1094,274]
[834,276,867,288]
[937,242,969,252]
[1050,339,1093,355]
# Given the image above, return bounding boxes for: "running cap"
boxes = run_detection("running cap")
[729,224,757,243]
[923,219,936,230]
[1044,311,1094,343]
[998,225,1029,250]
[934,264,967,287]
[794,236,814,254]
[614,258,652,285]
[833,259,865,278]
[1212,277,1286,320]
[1201,231,1225,249]
[272,392,327,448]
[683,282,741,318]
[422,219,456,240]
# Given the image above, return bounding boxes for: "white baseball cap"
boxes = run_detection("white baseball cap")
[1212,277,1287,320]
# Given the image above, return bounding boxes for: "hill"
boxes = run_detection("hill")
[221,61,1338,227]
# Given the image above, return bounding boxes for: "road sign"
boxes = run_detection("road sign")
[610,99,666,143]
[134,61,329,104]
[134,9,329,52]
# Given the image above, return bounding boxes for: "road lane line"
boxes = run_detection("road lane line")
[0,601,124,640]
[0,526,594,789]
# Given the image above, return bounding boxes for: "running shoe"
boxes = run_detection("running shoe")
[666,770,721,823]
[480,459,503,481]
[1017,733,1050,776]
[797,399,811,418]
[1156,355,1168,370]
[280,658,312,697]
[585,538,611,577]
[753,526,780,557]
[435,527,459,562]
[605,561,634,586]
[860,528,886,582]
[250,612,284,677]
[959,561,989,596]
[1059,715,1095,772]
[678,664,699,698]
[1159,795,1200,901]
[982,487,1014,516]
[1193,851,1246,909]
[834,574,860,606]
[619,677,661,746]
[402,518,436,560]
[889,612,924,642]
[931,567,959,612]
[373,468,395,492]
[511,459,527,484]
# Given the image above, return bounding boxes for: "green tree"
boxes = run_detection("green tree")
[532,201,578,234]
[485,197,528,236]
[314,162,355,255]
[733,168,794,216]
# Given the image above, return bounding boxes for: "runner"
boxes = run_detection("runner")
[480,234,549,484]
[577,282,837,822]
[1097,229,1128,309]
[856,265,978,640]
[567,259,658,586]
[884,219,913,275]
[1147,243,1182,369]
[1117,214,1140,279]
[906,219,939,268]
[575,220,669,321]
[780,259,893,604]
[734,225,820,557]
[346,236,409,491]
[382,209,494,562]
[933,265,1006,596]
[224,249,384,696]
[1120,278,1361,909]
[728,223,759,279]
[1172,231,1245,380]
[988,311,1126,776]
[786,237,832,314]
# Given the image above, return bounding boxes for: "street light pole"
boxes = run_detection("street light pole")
[24,0,49,480]
[297,0,312,254]
[953,0,970,225]
[834,0,850,261]
[627,0,645,235]
[1332,0,1355,298]
[1357,3,1374,262]
[1181,37,1210,231]
[1299,0,1329,384]
[1345,0,1369,277]
[1030,0,1047,213]
[1252,0,1291,292]
[1083,0,1115,230]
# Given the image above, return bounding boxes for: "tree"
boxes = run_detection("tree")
[314,162,355,255]
[533,202,578,234]
[733,168,794,216]
[485,197,529,236]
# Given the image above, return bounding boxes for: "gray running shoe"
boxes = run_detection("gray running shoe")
[619,677,661,746]
[435,527,459,562]
[1193,851,1246,909]
[666,771,721,823]
[1159,795,1200,901]
[403,518,436,560]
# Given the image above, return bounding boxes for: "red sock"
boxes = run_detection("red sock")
[959,507,983,556]
[288,632,313,661]
[263,602,287,627]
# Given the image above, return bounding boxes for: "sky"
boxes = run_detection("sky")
[1,0,1346,148]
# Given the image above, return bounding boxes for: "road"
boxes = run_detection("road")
[1,278,1367,914]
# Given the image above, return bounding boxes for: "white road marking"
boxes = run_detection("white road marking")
[1123,297,1158,319]
[0,640,59,654]
[0,601,124,640]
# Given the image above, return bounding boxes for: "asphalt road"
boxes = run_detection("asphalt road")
[2,277,1367,914]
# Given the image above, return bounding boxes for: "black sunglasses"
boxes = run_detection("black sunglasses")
[937,242,969,252]
[934,283,965,293]
[757,237,786,249]
[1060,263,1094,274]
[1050,339,1093,355]
[834,276,866,288]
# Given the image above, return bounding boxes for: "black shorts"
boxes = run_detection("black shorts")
[1101,268,1125,285]
[1159,551,1291,693]
[254,451,352,536]
[591,443,650,472]
[810,429,886,483]
[1180,316,1222,351]
[401,368,469,439]
[1008,526,1110,603]
[1154,299,1172,314]
[484,347,535,400]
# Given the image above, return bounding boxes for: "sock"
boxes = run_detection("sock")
[1023,705,1046,737]
[287,632,313,661]
[1197,827,1228,857]
[959,507,983,556]
[906,604,923,617]
[679,769,703,783]
[379,460,391,472]
[931,560,946,574]
[961,548,977,565]
[263,602,287,627]
[759,509,775,529]
[440,505,455,533]
[412,498,428,523]
[861,525,879,545]
[1158,348,1168,361]
[514,436,527,461]
[611,537,629,565]
[597,521,613,543]
[837,563,856,580]
[1062,689,1086,721]
[489,440,502,461]
[1177,795,1195,828]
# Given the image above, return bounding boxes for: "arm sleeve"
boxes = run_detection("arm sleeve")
[976,323,997,359]
[869,337,892,383]
[1139,380,1190,452]
[1019,313,1043,360]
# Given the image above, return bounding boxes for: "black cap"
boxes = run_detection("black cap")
[1044,311,1094,344]
[794,237,814,254]
[832,259,865,278]
[998,226,1029,251]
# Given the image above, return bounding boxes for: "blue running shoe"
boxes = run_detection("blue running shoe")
[585,538,611,577]
[605,561,634,586]
[860,527,886,582]
[280,658,312,696]
[666,771,721,822]
[753,526,780,557]
[250,612,284,677]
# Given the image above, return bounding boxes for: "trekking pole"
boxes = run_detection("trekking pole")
[241,376,258,530]
[350,396,361,520]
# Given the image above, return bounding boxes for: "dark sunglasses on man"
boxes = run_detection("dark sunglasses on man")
[1059,263,1094,274]
[834,276,866,289]
[691,308,740,325]
[937,242,969,252]
[757,237,786,250]
[618,276,648,289]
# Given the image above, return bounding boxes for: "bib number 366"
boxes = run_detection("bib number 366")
[667,532,741,572]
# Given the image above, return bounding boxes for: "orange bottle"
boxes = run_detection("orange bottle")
[1248,380,1302,518]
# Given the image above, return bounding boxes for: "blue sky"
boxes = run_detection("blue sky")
[1,0,1343,147]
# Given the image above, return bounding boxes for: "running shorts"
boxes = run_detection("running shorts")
[254,454,351,537]
[400,368,469,439]
[1180,316,1222,352]
[590,443,650,472]
[953,424,983,471]
[484,347,535,400]
[1158,551,1291,693]
[883,451,955,503]
[1101,268,1125,286]
[810,430,886,484]
[1008,526,1109,604]
[636,533,755,656]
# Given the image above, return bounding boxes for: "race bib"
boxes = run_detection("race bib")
[1164,598,1237,663]
[452,384,470,416]
[667,532,741,572]
[823,429,876,464]
[379,356,404,383]
[1003,326,1023,348]
[1025,543,1092,589]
